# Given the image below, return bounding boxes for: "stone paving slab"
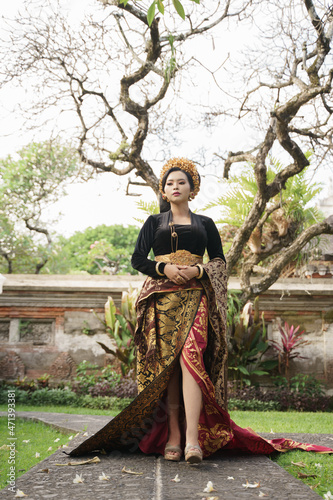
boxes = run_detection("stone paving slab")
[1,411,332,499]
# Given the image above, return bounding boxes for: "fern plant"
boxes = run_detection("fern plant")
[206,155,323,230]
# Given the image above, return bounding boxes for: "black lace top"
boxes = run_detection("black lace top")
[131,211,225,279]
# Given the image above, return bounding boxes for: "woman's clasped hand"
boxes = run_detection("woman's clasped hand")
[164,264,199,284]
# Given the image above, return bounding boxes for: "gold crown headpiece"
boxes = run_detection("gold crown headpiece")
[159,158,200,198]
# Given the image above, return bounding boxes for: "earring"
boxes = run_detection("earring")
[162,194,169,202]
[189,192,194,201]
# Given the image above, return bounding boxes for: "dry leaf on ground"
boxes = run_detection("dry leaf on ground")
[291,461,307,467]
[121,466,143,475]
[56,456,100,466]
[298,472,317,479]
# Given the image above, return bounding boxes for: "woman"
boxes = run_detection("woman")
[69,158,332,460]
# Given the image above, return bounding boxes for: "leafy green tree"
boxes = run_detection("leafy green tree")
[0,141,85,274]
[45,225,140,275]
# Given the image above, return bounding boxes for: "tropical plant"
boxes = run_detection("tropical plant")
[134,200,160,224]
[97,288,139,378]
[269,321,310,387]
[226,289,243,329]
[228,297,277,388]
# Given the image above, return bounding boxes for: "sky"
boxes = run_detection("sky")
[1,0,332,236]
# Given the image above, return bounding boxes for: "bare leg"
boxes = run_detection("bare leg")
[180,355,202,446]
[166,363,181,450]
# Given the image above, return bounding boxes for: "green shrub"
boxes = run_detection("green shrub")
[0,387,133,412]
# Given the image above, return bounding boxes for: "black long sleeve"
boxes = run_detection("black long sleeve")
[131,211,225,278]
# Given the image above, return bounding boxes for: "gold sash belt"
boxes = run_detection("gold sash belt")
[155,250,203,266]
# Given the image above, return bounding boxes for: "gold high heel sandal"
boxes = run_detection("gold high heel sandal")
[164,444,182,462]
[185,444,202,464]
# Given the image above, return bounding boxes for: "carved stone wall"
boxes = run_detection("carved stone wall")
[0,352,25,379]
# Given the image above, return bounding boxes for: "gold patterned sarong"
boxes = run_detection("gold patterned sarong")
[69,257,333,457]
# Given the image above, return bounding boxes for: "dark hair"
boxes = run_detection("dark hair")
[159,167,198,213]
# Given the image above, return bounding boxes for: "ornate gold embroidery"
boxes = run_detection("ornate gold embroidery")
[155,250,203,266]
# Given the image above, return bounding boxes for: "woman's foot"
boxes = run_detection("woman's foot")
[164,443,182,462]
[185,443,202,464]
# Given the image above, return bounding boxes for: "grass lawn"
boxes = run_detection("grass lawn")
[228,410,333,434]
[0,417,72,490]
[0,406,332,497]
[0,404,119,416]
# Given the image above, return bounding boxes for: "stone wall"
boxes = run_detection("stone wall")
[0,274,144,382]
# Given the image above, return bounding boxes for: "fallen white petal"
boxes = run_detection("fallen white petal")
[324,492,333,500]
[47,447,52,451]
[315,463,322,468]
[82,432,88,437]
[54,438,60,443]
[270,428,275,434]
[73,473,84,484]
[22,440,30,444]
[203,481,216,493]
[171,474,180,482]
[15,490,27,497]
[98,472,110,481]
[35,452,40,458]
[227,476,234,480]
[68,435,73,440]
[242,480,260,488]
[259,492,269,498]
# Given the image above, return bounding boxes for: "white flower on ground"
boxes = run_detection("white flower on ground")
[35,452,40,458]
[324,492,333,500]
[82,432,88,437]
[203,481,216,492]
[54,438,60,443]
[314,463,322,468]
[259,492,269,497]
[22,440,30,444]
[73,473,84,484]
[15,490,27,497]
[68,435,73,440]
[227,476,234,480]
[98,472,110,481]
[242,480,260,488]
[171,474,180,482]
[47,447,52,451]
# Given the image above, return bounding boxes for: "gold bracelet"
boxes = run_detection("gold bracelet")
[156,261,165,277]
[196,264,204,279]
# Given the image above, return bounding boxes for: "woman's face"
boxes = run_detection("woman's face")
[164,170,191,203]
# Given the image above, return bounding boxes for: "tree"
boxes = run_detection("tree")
[0,0,252,195]
[208,0,333,300]
[1,0,333,298]
[45,224,140,274]
[0,141,87,273]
